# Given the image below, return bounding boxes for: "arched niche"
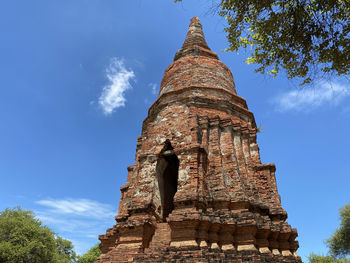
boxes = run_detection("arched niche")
[156,140,179,221]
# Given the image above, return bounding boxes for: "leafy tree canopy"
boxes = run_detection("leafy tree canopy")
[308,253,350,263]
[327,204,350,258]
[77,244,101,263]
[0,207,76,263]
[56,236,77,263]
[175,0,350,85]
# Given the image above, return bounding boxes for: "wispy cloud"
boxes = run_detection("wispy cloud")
[149,83,157,95]
[271,82,349,112]
[98,58,135,115]
[36,198,114,219]
[35,198,116,255]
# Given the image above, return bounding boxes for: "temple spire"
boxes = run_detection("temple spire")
[182,17,210,50]
[98,16,302,263]
[174,17,218,61]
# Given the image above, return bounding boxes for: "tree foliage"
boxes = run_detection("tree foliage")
[56,236,77,263]
[175,0,350,85]
[327,204,350,258]
[0,207,76,263]
[77,244,101,263]
[308,253,350,263]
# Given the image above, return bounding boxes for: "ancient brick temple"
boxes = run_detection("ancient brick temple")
[97,17,302,263]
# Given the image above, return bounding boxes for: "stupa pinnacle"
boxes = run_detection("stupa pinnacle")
[97,17,302,263]
[174,17,213,60]
[182,17,210,49]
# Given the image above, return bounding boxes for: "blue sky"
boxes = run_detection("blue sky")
[0,0,349,259]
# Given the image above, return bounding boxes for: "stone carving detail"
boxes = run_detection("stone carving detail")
[97,17,302,263]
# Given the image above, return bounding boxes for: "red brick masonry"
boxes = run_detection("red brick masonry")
[97,17,302,263]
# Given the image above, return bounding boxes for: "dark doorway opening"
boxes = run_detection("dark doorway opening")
[156,140,179,221]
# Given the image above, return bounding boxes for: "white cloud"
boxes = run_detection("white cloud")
[35,198,116,255]
[98,58,135,115]
[271,82,349,112]
[149,83,157,95]
[36,198,115,219]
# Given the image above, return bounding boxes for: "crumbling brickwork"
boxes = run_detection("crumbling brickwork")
[97,17,302,263]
